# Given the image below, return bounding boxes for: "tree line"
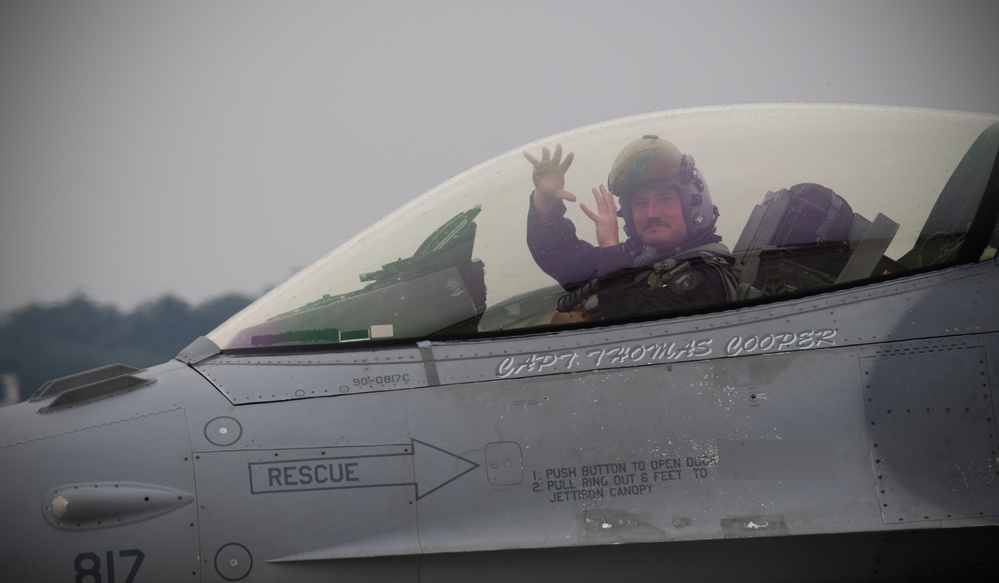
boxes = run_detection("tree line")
[0,293,254,402]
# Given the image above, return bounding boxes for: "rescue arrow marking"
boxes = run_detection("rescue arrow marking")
[410,439,479,500]
[248,439,478,500]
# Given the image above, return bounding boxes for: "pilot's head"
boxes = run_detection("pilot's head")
[607,135,717,252]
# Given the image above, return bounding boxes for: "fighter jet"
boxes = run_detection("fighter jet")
[2,104,997,582]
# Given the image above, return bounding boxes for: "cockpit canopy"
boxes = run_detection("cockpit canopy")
[209,104,999,351]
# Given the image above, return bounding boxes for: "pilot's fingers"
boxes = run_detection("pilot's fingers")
[523,147,551,167]
[581,198,613,222]
[592,185,616,215]
[523,145,564,169]
[558,188,578,203]
[589,187,606,215]
[559,151,574,174]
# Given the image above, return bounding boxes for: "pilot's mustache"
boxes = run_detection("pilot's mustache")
[642,218,670,229]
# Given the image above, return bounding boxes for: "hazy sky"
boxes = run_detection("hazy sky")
[2,0,997,315]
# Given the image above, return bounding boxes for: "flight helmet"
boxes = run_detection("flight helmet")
[607,135,717,247]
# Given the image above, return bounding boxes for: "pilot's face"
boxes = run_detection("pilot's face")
[629,186,688,249]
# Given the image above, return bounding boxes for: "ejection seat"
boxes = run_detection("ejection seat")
[731,183,901,296]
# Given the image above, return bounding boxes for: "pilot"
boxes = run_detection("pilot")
[524,135,737,321]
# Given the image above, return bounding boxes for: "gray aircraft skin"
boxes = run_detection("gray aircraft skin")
[2,104,998,582]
